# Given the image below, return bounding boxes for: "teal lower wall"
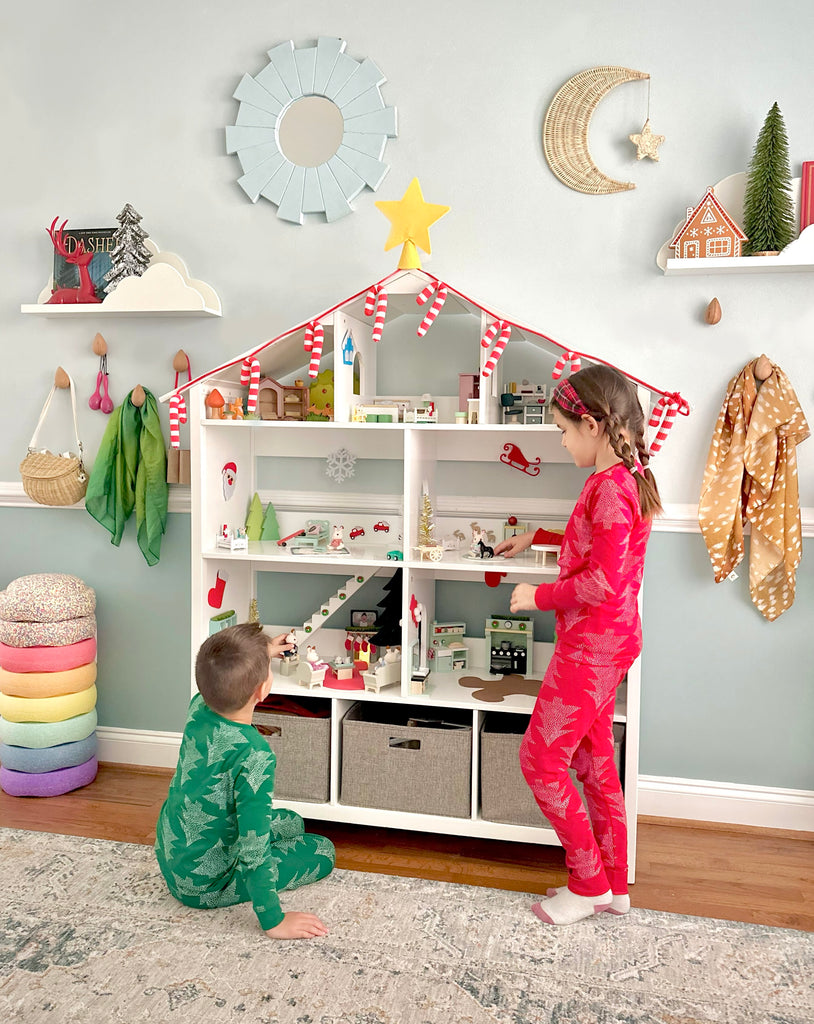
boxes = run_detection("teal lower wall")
[1,505,811,790]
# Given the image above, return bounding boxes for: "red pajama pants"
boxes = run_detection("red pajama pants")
[519,650,631,897]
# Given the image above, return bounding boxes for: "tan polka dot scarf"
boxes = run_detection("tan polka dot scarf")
[699,358,809,621]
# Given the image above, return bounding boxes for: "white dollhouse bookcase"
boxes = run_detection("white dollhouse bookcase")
[166,248,685,881]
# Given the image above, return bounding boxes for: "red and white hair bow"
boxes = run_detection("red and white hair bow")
[364,285,388,343]
[169,353,191,449]
[240,356,261,413]
[304,321,324,378]
[551,351,582,380]
[648,391,690,455]
[480,320,512,378]
[415,281,448,337]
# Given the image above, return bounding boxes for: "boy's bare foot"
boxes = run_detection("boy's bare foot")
[265,911,329,940]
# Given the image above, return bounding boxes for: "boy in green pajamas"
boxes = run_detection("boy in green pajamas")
[155,623,335,940]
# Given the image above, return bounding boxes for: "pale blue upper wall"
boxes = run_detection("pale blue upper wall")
[1,1,812,790]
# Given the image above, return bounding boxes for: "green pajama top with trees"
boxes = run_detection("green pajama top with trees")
[155,695,334,930]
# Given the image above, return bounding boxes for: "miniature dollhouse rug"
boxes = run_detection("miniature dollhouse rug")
[1,829,811,1024]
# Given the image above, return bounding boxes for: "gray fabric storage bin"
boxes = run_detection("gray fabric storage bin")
[253,701,331,803]
[341,702,472,818]
[480,714,625,827]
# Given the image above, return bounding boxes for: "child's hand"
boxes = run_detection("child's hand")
[265,911,329,940]
[493,531,535,559]
[267,632,295,659]
[510,583,538,613]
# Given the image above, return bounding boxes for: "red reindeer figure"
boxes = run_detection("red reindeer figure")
[46,218,102,304]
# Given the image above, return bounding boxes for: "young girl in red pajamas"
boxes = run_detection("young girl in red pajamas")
[494,365,661,926]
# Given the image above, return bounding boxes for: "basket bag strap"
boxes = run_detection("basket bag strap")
[28,373,84,464]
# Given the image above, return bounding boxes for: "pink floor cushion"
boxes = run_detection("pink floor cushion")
[0,684,97,724]
[0,709,97,748]
[0,637,96,673]
[0,756,98,797]
[0,662,97,699]
[0,733,97,773]
[0,574,96,622]
[0,616,96,649]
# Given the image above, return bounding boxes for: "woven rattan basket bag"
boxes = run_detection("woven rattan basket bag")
[20,372,88,506]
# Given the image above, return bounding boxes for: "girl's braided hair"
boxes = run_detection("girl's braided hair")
[552,364,663,519]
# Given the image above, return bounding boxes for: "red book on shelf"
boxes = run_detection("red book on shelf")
[800,161,814,232]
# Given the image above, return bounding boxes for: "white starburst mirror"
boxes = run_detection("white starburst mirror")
[225,37,398,224]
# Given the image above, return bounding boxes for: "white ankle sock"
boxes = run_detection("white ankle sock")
[532,887,612,925]
[546,885,630,916]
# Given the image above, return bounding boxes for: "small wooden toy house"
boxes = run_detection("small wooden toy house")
[670,187,748,259]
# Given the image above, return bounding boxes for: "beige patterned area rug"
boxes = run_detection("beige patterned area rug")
[1,828,811,1024]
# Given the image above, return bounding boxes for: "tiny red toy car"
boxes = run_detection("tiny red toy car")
[373,521,390,533]
[349,527,365,540]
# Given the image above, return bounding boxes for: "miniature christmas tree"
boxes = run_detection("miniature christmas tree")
[248,598,259,623]
[260,500,280,541]
[369,569,402,648]
[418,486,436,547]
[104,204,152,293]
[743,103,795,255]
[245,493,264,541]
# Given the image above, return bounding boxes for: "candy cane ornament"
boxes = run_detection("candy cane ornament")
[415,281,448,337]
[169,393,187,450]
[240,356,261,413]
[481,321,512,378]
[551,351,582,380]
[647,392,689,454]
[304,321,324,378]
[364,285,388,343]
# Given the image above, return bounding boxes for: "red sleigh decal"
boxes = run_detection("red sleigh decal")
[499,443,541,477]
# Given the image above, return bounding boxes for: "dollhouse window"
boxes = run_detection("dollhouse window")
[706,237,731,256]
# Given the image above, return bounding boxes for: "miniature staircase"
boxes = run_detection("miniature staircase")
[292,574,369,645]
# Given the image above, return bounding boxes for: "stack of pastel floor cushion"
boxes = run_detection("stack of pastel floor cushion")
[0,573,98,797]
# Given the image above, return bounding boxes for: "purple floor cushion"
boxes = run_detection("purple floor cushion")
[0,756,98,797]
[0,733,97,773]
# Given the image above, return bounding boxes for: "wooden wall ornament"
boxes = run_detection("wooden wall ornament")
[705,298,722,324]
[225,37,397,224]
[543,66,650,194]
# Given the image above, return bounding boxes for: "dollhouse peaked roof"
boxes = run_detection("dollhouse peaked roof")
[160,266,689,452]
[670,187,747,249]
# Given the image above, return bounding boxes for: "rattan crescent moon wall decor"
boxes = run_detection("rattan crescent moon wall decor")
[543,66,650,195]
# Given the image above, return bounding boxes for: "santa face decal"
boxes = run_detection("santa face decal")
[222,462,237,501]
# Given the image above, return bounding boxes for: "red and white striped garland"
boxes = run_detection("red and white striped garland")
[415,281,448,337]
[481,320,512,378]
[240,356,261,413]
[168,393,187,450]
[304,321,324,378]
[364,285,388,343]
[551,351,582,380]
[647,391,690,454]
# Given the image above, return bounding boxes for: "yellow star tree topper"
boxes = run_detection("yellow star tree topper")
[375,178,450,269]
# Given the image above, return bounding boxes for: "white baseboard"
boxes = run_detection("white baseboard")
[95,729,814,832]
[638,775,814,832]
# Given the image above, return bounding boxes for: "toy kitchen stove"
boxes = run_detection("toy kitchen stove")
[486,615,533,675]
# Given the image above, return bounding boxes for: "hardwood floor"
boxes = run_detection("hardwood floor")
[2,762,811,931]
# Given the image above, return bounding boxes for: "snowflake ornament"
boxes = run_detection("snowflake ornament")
[326,448,356,484]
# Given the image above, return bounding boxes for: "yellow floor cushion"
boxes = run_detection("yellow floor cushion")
[0,684,97,723]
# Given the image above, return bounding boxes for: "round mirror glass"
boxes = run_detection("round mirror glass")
[278,96,345,168]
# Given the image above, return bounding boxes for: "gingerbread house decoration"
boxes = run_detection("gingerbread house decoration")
[670,187,748,259]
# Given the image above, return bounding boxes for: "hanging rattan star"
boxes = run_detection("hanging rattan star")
[629,119,665,161]
[375,178,449,269]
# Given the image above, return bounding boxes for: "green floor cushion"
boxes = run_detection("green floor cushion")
[0,756,98,797]
[0,685,97,723]
[0,662,96,699]
[0,637,96,673]
[0,733,97,773]
[0,710,97,748]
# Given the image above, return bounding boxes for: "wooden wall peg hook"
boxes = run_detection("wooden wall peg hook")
[172,349,190,373]
[704,297,722,325]
[54,366,70,389]
[754,354,772,381]
[131,384,146,407]
[92,332,108,356]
